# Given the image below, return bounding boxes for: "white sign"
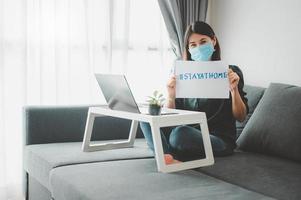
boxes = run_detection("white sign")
[175,61,229,99]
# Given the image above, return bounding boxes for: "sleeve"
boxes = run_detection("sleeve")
[229,65,249,115]
[175,98,184,110]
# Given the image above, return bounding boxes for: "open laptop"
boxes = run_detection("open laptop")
[94,74,177,115]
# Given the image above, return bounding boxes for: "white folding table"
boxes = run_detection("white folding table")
[82,106,214,173]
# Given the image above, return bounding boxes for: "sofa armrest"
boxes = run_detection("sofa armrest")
[23,105,144,145]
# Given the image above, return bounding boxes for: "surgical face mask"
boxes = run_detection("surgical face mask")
[189,42,215,61]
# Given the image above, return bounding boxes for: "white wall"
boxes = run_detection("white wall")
[208,0,301,87]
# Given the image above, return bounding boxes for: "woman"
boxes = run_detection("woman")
[140,21,249,164]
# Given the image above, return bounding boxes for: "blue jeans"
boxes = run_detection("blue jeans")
[139,122,232,161]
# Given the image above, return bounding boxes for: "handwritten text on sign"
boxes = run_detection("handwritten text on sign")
[175,61,229,99]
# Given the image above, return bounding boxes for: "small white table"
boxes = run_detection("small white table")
[82,106,214,173]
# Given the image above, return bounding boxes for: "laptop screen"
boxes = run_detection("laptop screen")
[95,74,141,113]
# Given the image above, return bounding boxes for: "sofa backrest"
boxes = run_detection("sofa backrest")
[236,85,266,138]
[24,86,266,145]
[24,105,145,145]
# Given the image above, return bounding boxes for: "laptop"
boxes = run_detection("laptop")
[94,74,177,115]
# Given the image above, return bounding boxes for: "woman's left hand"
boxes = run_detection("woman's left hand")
[228,69,240,93]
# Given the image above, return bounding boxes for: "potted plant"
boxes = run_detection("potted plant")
[146,90,165,115]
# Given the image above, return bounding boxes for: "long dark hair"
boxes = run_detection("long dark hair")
[183,21,221,61]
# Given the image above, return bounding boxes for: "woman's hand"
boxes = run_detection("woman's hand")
[167,75,176,98]
[228,69,240,93]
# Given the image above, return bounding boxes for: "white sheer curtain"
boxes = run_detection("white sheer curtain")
[0,0,175,199]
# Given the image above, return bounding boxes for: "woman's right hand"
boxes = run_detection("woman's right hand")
[167,75,176,99]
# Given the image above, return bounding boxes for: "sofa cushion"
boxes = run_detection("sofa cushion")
[197,151,301,200]
[236,83,301,162]
[23,139,153,189]
[49,158,273,200]
[236,85,265,138]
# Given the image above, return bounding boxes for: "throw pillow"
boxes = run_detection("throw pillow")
[236,85,265,138]
[237,83,301,162]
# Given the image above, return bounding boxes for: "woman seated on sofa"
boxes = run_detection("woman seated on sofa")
[140,21,249,164]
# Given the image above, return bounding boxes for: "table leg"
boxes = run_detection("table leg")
[150,119,214,173]
[82,110,139,152]
[127,120,138,146]
[149,122,165,172]
[199,121,214,164]
[82,111,96,152]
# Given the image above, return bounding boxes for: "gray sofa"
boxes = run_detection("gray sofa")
[23,85,301,200]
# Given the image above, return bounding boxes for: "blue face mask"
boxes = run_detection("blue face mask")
[189,42,215,61]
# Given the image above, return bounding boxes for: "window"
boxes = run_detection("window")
[93,0,176,103]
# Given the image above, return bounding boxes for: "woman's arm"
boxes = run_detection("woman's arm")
[166,75,176,109]
[166,98,175,109]
[228,69,247,122]
[231,87,247,122]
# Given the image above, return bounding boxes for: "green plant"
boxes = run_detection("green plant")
[146,90,165,107]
